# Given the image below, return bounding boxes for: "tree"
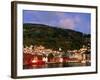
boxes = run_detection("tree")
[48,53,54,62]
[48,53,54,59]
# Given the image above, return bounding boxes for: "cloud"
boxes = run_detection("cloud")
[58,14,83,30]
[55,12,80,30]
[59,18,75,29]
[74,16,81,23]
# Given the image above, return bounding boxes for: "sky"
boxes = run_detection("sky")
[23,10,91,34]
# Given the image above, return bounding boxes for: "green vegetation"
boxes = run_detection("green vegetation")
[48,53,54,59]
[23,23,90,51]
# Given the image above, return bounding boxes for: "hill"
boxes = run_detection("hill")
[23,23,90,51]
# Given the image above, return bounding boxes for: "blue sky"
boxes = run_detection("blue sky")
[23,10,91,34]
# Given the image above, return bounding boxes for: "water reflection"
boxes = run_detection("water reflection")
[23,62,91,69]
